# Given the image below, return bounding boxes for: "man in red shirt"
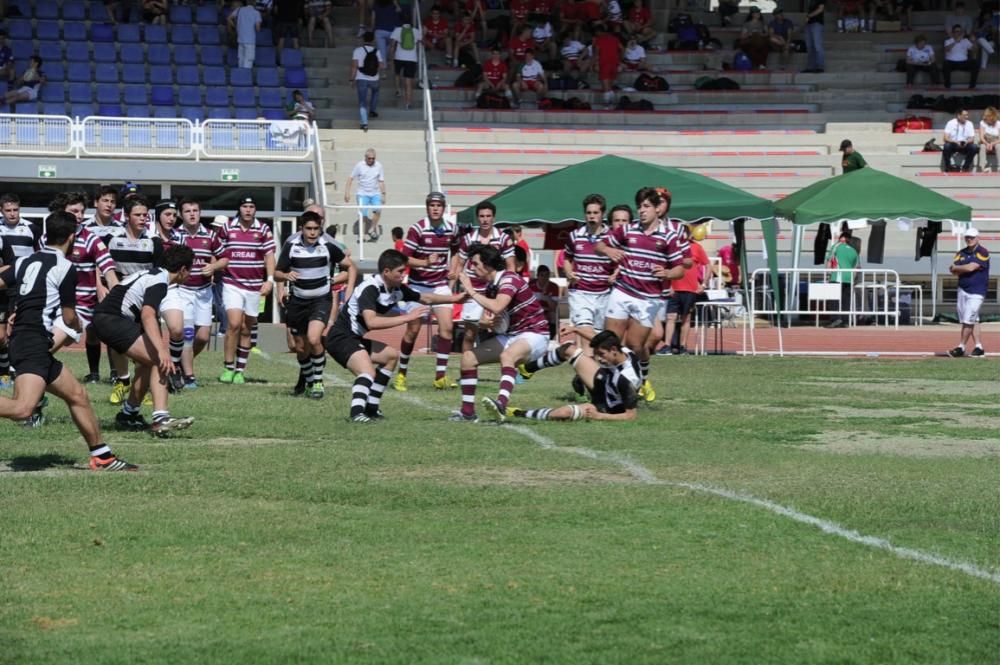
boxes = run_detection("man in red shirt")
[477,47,513,101]
[592,24,622,108]
[423,5,452,54]
[529,264,561,338]
[624,0,655,43]
[663,234,709,355]
[507,25,533,79]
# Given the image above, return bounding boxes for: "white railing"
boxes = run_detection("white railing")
[413,0,443,193]
[0,113,315,161]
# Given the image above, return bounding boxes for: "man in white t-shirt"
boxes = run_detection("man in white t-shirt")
[228,1,262,68]
[390,23,422,110]
[344,148,387,241]
[942,108,978,172]
[513,49,547,107]
[905,34,939,85]
[942,25,978,89]
[350,31,384,132]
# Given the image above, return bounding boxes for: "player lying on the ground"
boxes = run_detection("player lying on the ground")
[506,330,641,422]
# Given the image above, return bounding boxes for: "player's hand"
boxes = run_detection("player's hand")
[457,272,473,290]
[559,322,576,337]
[159,354,175,376]
[407,305,430,321]
[201,264,215,276]
[285,271,300,282]
[260,281,274,297]
[427,253,442,267]
[603,247,625,263]
[579,403,598,420]
[565,271,579,285]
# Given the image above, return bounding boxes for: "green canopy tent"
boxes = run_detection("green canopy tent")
[454,155,783,330]
[774,168,973,320]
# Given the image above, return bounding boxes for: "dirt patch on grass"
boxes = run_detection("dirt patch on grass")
[372,467,635,486]
[199,437,300,447]
[799,378,1000,395]
[821,406,1000,430]
[800,431,1000,458]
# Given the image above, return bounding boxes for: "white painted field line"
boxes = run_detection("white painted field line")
[267,354,1000,586]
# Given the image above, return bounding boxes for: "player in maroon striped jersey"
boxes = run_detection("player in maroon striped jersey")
[562,193,616,351]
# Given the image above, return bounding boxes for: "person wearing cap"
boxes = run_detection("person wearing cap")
[394,191,460,391]
[217,194,276,384]
[948,227,990,357]
[768,8,795,68]
[840,140,867,173]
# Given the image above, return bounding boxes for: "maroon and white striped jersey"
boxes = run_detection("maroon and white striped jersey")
[218,218,275,291]
[457,227,515,291]
[401,217,460,289]
[68,226,116,310]
[491,270,549,336]
[564,223,614,295]
[606,221,689,298]
[178,226,225,290]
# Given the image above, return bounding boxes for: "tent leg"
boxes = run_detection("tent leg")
[930,235,939,321]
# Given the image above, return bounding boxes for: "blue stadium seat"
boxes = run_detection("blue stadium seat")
[126,105,151,118]
[153,106,177,118]
[96,86,120,104]
[67,63,91,82]
[70,103,95,118]
[195,5,219,24]
[207,107,231,120]
[91,23,115,43]
[282,50,304,68]
[200,45,224,66]
[118,24,141,43]
[36,21,61,42]
[12,41,34,60]
[232,88,256,108]
[68,83,92,104]
[120,44,145,64]
[230,68,252,87]
[255,47,276,68]
[151,86,175,106]
[174,48,198,66]
[42,102,67,116]
[258,28,273,45]
[225,48,239,67]
[148,44,171,65]
[6,20,31,42]
[145,25,167,43]
[284,68,307,88]
[149,66,173,85]
[203,67,226,87]
[256,68,280,88]
[93,43,117,63]
[97,104,124,117]
[89,2,109,21]
[262,109,286,121]
[180,106,203,123]
[177,86,202,105]
[176,66,200,86]
[62,2,87,20]
[95,63,118,83]
[122,64,146,84]
[123,87,148,105]
[205,88,229,108]
[234,108,259,120]
[197,26,221,45]
[40,83,65,103]
[258,88,282,109]
[169,5,193,23]
[16,102,39,115]
[34,1,59,19]
[172,25,195,45]
[44,62,65,82]
[65,43,90,63]
[63,22,87,42]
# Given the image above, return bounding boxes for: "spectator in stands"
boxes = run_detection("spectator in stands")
[824,229,859,328]
[423,6,453,58]
[371,0,401,72]
[943,108,978,172]
[905,34,940,85]
[531,20,557,62]
[529,265,561,339]
[980,106,999,172]
[230,0,263,68]
[942,25,979,89]
[624,0,656,45]
[717,241,740,289]
[274,0,302,61]
[803,0,825,73]
[0,30,14,85]
[255,0,275,30]
[944,2,974,37]
[768,8,795,68]
[622,37,649,71]
[1,55,43,111]
[739,7,771,69]
[390,22,421,110]
[289,89,316,121]
[839,139,867,173]
[507,25,533,73]
[392,226,405,253]
[559,33,590,75]
[477,47,514,102]
[344,148,386,241]
[143,0,169,25]
[357,0,372,38]
[104,0,132,25]
[947,227,990,357]
[592,23,622,109]
[351,31,384,131]
[972,15,996,71]
[718,0,740,26]
[453,13,479,67]
[513,48,547,106]
[509,225,531,277]
[307,0,335,47]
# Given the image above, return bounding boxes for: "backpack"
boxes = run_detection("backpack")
[668,13,692,32]
[538,97,566,110]
[634,73,669,91]
[454,64,483,87]
[616,96,654,111]
[564,96,592,110]
[401,25,415,50]
[359,46,380,76]
[677,24,700,43]
[476,92,511,109]
[733,51,752,71]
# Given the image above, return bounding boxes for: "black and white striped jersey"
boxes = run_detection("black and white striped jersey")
[0,236,13,268]
[0,218,41,260]
[82,216,125,247]
[333,274,420,337]
[95,268,169,322]
[0,247,77,339]
[106,230,164,277]
[596,348,642,414]
[276,236,346,300]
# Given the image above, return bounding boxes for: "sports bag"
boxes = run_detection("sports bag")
[892,115,932,133]
[476,92,511,109]
[634,73,669,91]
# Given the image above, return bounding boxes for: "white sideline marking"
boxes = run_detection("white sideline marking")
[268,354,1000,586]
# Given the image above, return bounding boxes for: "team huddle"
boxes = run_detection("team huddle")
[0,183,690,471]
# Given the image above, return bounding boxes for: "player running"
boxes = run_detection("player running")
[0,193,41,386]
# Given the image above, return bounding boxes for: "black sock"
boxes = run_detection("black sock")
[86,344,101,374]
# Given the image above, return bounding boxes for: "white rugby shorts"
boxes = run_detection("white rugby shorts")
[222,282,262,318]
[495,331,549,364]
[604,288,660,329]
[957,288,984,325]
[568,290,609,329]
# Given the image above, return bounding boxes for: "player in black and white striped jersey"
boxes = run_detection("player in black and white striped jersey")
[275,210,357,399]
[0,193,42,386]
[92,245,196,437]
[0,212,137,470]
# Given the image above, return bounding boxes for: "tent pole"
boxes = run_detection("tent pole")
[931,234,939,321]
[789,224,803,328]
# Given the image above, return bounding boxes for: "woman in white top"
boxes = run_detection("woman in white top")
[979,106,999,172]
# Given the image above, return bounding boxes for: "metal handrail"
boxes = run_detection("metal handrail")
[413,0,443,194]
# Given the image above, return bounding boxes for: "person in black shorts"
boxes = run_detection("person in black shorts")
[507,330,641,422]
[275,210,357,399]
[93,245,196,437]
[325,249,464,422]
[0,212,137,470]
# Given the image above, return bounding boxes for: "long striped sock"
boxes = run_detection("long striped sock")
[85,343,101,374]
[122,401,140,416]
[638,360,649,383]
[169,338,184,367]
[434,337,451,380]
[250,323,259,349]
[398,339,414,377]
[0,342,8,375]
[225,360,235,371]
[235,345,251,373]
[310,353,325,383]
[525,346,567,373]
[366,368,393,414]
[460,368,478,416]
[351,374,373,418]
[523,408,553,421]
[497,366,518,410]
[152,410,169,423]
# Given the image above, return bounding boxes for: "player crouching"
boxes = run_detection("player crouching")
[93,245,196,437]
[507,330,641,422]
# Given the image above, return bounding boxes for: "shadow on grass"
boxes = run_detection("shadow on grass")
[1,453,79,472]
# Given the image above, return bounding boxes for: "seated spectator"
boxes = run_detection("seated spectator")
[423,6,453,56]
[255,0,275,30]
[559,0,583,36]
[942,108,978,172]
[942,25,979,89]
[104,0,133,24]
[768,8,794,67]
[453,13,480,67]
[738,7,770,69]
[892,0,913,31]
[307,0,335,47]
[622,37,649,71]
[978,106,999,172]
[972,15,996,71]
[624,0,656,45]
[718,0,740,26]
[289,89,316,121]
[577,0,604,28]
[944,1,974,37]
[1,55,44,111]
[605,0,625,33]
[464,0,489,36]
[529,265,561,338]
[531,20,557,61]
[559,33,590,74]
[509,0,532,32]
[837,0,866,32]
[508,25,533,68]
[0,30,14,85]
[531,0,554,21]
[143,0,168,25]
[476,47,514,102]
[513,48,547,105]
[905,34,939,85]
